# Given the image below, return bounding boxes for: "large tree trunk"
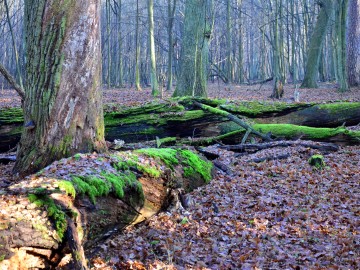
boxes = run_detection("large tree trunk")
[13,0,106,176]
[173,0,212,97]
[301,0,333,88]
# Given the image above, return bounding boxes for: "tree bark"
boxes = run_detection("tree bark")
[173,0,212,97]
[347,0,360,86]
[148,0,159,96]
[13,0,107,176]
[301,0,333,88]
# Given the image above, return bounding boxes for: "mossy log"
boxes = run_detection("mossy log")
[0,148,213,269]
[1,100,360,152]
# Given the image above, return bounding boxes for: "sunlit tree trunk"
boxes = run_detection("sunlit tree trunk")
[14,0,106,175]
[135,0,142,91]
[167,0,176,91]
[148,0,159,96]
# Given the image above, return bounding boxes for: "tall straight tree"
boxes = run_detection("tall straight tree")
[148,0,159,96]
[167,0,176,91]
[347,0,359,86]
[135,0,142,91]
[334,0,349,91]
[173,0,213,97]
[13,0,106,175]
[301,0,333,88]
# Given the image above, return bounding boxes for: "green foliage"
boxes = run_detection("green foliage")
[28,194,67,240]
[58,180,76,198]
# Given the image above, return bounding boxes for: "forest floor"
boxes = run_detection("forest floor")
[0,82,359,269]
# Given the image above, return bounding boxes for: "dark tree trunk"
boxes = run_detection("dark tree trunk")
[13,0,106,176]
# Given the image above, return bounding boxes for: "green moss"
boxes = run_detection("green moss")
[105,109,206,127]
[253,124,351,139]
[0,107,24,124]
[73,153,82,160]
[71,176,99,203]
[221,101,311,117]
[179,149,213,183]
[135,148,179,168]
[308,155,326,169]
[28,194,67,240]
[101,172,144,203]
[317,102,360,114]
[58,180,76,198]
[0,254,5,262]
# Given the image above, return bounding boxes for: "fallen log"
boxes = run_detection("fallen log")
[0,148,213,269]
[193,101,272,142]
[1,100,360,152]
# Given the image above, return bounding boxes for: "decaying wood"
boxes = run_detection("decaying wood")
[193,101,272,141]
[0,149,213,269]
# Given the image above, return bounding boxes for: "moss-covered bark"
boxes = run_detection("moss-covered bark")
[14,1,106,176]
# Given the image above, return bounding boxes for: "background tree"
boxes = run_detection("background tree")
[13,0,106,175]
[148,0,159,96]
[301,0,333,88]
[173,0,213,97]
[347,0,360,86]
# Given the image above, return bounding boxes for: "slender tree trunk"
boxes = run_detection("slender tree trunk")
[4,0,23,90]
[117,0,124,87]
[226,0,232,83]
[347,0,360,86]
[135,0,142,91]
[301,0,333,88]
[335,0,349,91]
[167,0,176,91]
[148,0,159,96]
[106,0,111,88]
[14,0,107,176]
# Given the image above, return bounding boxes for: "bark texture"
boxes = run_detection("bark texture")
[173,0,212,97]
[14,0,106,175]
[347,0,360,86]
[301,0,333,88]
